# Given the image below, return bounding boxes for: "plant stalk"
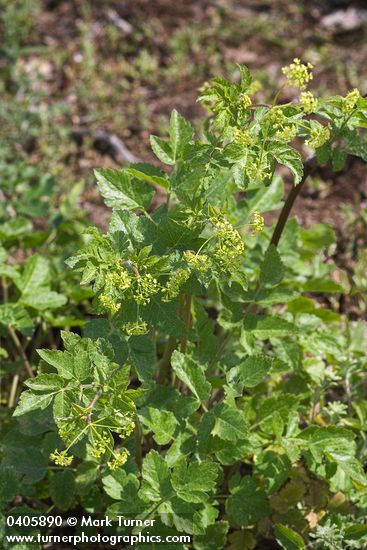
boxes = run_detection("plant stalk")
[7,326,34,378]
[270,156,317,247]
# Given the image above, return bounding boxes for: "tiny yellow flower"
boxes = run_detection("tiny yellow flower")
[50,449,73,467]
[300,91,318,114]
[282,58,313,90]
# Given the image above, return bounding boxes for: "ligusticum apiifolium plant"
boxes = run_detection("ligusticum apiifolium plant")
[11,60,367,549]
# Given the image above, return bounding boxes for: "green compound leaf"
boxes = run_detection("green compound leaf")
[172,457,219,503]
[95,168,154,210]
[171,351,211,404]
[274,524,306,549]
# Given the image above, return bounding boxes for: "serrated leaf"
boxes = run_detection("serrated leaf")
[13,391,53,416]
[169,109,194,159]
[150,135,175,165]
[226,477,270,526]
[127,163,170,189]
[253,451,291,494]
[194,521,229,550]
[21,290,67,311]
[0,303,33,330]
[140,407,178,445]
[275,524,305,549]
[0,467,19,508]
[50,470,75,510]
[128,335,155,381]
[269,143,303,184]
[19,255,50,294]
[53,390,72,419]
[227,355,273,390]
[172,458,219,503]
[211,403,247,441]
[37,349,74,379]
[171,351,211,403]
[239,64,252,91]
[95,168,154,210]
[244,314,298,339]
[25,374,64,392]
[331,148,347,171]
[140,450,172,502]
[260,245,285,286]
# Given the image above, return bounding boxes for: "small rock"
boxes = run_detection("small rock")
[321,7,367,31]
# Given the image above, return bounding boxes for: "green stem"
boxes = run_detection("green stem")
[157,336,176,384]
[180,294,192,354]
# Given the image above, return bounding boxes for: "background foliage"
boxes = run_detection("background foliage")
[1,1,367,549]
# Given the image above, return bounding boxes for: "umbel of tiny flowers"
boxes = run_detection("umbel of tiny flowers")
[123,320,149,336]
[134,273,160,305]
[50,449,73,467]
[342,88,361,114]
[108,448,129,470]
[282,58,313,90]
[183,251,211,272]
[305,124,331,149]
[210,214,245,270]
[162,268,190,302]
[249,211,265,234]
[300,91,318,114]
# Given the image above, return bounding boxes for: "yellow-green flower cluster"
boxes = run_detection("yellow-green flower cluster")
[121,420,135,438]
[282,58,313,90]
[246,159,272,182]
[134,273,160,305]
[99,293,120,315]
[162,268,190,302]
[250,211,265,233]
[50,449,73,467]
[232,127,256,147]
[210,215,245,270]
[108,449,129,470]
[106,269,131,290]
[240,94,252,109]
[184,251,211,272]
[90,431,110,459]
[300,91,318,114]
[123,321,148,336]
[305,124,330,149]
[341,88,360,115]
[267,108,288,129]
[58,422,69,441]
[276,124,298,142]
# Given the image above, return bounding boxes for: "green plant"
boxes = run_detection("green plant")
[3,62,367,549]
